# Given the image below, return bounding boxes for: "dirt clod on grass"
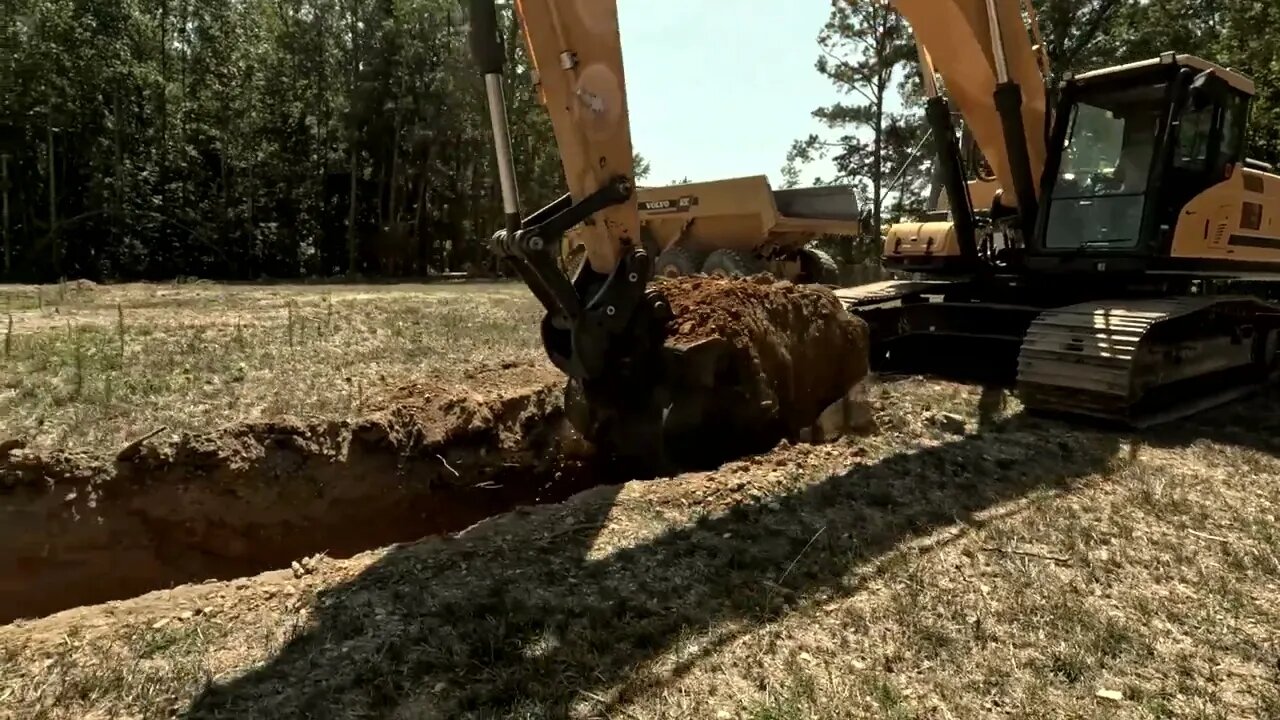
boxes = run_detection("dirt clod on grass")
[657,275,870,449]
[0,363,611,625]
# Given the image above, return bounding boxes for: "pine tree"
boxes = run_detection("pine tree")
[781,1,927,260]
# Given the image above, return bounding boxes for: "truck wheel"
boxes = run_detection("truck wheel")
[701,248,762,278]
[655,244,702,277]
[799,246,840,285]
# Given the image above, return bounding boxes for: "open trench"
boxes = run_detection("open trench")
[0,277,870,625]
[0,372,619,625]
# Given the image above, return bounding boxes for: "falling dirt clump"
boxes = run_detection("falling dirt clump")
[655,274,869,455]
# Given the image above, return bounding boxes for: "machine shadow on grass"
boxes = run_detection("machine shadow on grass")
[1135,387,1280,457]
[178,401,1138,719]
[181,385,1277,719]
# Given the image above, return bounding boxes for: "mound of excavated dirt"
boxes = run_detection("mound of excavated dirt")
[656,275,869,450]
[0,362,611,625]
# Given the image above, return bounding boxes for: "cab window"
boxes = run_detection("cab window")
[1174,104,1215,171]
[1219,93,1247,164]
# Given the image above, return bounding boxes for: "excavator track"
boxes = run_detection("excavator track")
[1016,296,1280,427]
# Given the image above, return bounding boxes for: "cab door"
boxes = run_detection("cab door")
[1156,76,1247,247]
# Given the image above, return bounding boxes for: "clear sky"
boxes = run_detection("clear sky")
[615,0,840,187]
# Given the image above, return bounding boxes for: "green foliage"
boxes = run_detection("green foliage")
[6,0,1280,283]
[0,0,564,281]
[633,152,651,181]
[780,1,929,258]
[1064,0,1280,164]
[1033,0,1129,74]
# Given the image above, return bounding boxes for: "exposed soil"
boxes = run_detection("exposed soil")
[0,362,611,624]
[661,274,868,432]
[654,275,870,457]
[6,380,1279,719]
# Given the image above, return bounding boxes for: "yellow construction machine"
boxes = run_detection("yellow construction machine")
[468,0,1280,465]
[562,175,858,284]
[839,0,1280,424]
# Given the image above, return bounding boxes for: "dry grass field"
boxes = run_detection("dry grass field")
[0,279,545,455]
[1,280,1278,719]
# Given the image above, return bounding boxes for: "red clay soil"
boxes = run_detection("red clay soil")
[0,363,605,625]
[657,275,869,440]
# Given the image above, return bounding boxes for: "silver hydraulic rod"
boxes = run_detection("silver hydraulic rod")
[984,0,1011,84]
[483,73,523,234]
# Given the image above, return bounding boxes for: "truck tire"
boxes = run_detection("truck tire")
[655,244,702,277]
[799,246,840,285]
[701,248,763,278]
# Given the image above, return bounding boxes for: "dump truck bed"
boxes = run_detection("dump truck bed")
[634,175,861,255]
[563,175,861,260]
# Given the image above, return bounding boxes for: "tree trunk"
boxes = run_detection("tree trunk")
[346,0,360,275]
[220,117,230,266]
[113,90,126,243]
[415,167,430,274]
[47,109,58,276]
[347,145,358,275]
[1,154,10,278]
[388,77,405,235]
[159,0,170,179]
[246,162,256,276]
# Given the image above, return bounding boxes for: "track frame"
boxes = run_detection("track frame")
[838,275,1280,426]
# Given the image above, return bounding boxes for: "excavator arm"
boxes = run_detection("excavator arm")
[469,0,648,389]
[466,0,1050,463]
[892,0,1050,264]
[896,0,1049,209]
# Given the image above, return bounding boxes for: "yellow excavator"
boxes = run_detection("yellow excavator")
[468,0,1280,465]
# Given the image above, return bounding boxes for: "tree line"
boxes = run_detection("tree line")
[1,0,567,282]
[3,0,1279,282]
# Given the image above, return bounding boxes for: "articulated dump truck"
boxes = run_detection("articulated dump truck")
[562,175,861,286]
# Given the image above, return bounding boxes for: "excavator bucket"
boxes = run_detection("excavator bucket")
[563,275,872,472]
[661,275,871,458]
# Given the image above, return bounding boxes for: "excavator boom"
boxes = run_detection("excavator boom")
[509,0,640,275]
[474,0,1049,281]
[893,0,1048,210]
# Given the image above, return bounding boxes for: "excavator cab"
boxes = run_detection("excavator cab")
[1029,54,1256,273]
